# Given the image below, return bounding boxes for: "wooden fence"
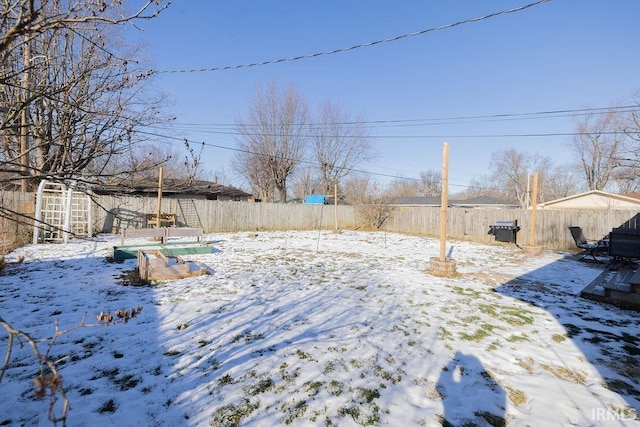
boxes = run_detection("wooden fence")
[2,191,639,253]
[0,190,35,253]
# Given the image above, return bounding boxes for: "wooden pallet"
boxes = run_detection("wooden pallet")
[137,249,210,281]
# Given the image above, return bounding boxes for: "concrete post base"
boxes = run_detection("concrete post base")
[522,244,543,255]
[429,257,458,277]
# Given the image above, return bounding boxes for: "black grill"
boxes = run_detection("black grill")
[488,220,521,244]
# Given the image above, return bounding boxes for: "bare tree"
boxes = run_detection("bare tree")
[234,148,275,201]
[488,148,552,207]
[0,1,168,59]
[343,175,394,229]
[543,165,583,200]
[453,174,506,201]
[419,169,442,196]
[107,140,206,185]
[290,166,322,202]
[234,82,309,202]
[0,0,171,191]
[386,178,422,198]
[571,110,625,191]
[310,101,373,195]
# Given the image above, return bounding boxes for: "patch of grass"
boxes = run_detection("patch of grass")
[480,303,534,326]
[459,328,490,342]
[91,367,119,381]
[231,331,264,344]
[584,335,603,344]
[163,349,181,357]
[451,286,482,298]
[479,304,499,317]
[358,387,380,404]
[113,374,141,391]
[622,344,640,356]
[350,358,365,369]
[303,381,324,397]
[486,340,501,351]
[516,357,535,374]
[461,315,481,324]
[604,379,640,397]
[327,380,344,396]
[438,327,453,341]
[246,378,274,396]
[296,349,310,359]
[98,398,117,414]
[323,360,337,375]
[341,389,381,426]
[552,333,567,343]
[118,269,151,286]
[506,386,527,407]
[210,398,259,427]
[375,366,401,384]
[501,307,534,326]
[437,414,455,427]
[218,374,234,386]
[607,405,638,420]
[475,410,506,427]
[562,323,582,338]
[78,388,93,396]
[541,364,586,384]
[621,332,639,345]
[506,334,529,343]
[282,399,307,425]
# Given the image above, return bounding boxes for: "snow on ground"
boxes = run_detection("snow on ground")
[0,230,638,426]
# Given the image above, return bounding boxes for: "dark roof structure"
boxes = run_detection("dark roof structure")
[391,195,518,208]
[94,178,252,199]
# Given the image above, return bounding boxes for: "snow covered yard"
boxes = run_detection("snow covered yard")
[0,230,638,426]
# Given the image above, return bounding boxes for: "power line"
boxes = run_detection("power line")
[136,129,427,184]
[146,123,629,140]
[164,104,640,129]
[151,0,551,74]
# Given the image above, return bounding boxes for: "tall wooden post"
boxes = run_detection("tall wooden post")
[155,167,163,228]
[528,171,539,245]
[439,142,449,261]
[334,182,339,231]
[430,142,457,277]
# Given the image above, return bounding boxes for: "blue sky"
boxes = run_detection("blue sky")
[133,1,640,191]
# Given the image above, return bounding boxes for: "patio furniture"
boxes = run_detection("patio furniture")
[608,227,640,262]
[568,226,609,262]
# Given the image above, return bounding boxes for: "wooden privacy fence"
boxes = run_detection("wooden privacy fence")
[93,194,639,252]
[385,206,640,251]
[2,191,639,253]
[0,190,35,253]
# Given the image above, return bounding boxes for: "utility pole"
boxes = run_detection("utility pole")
[20,40,30,192]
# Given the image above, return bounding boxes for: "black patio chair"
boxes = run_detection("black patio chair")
[568,226,609,262]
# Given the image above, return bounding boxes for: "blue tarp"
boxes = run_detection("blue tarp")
[304,195,326,205]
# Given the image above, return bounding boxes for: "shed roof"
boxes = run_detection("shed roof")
[94,178,252,198]
[391,195,518,207]
[539,190,640,209]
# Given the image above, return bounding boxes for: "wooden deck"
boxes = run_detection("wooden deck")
[581,260,640,311]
